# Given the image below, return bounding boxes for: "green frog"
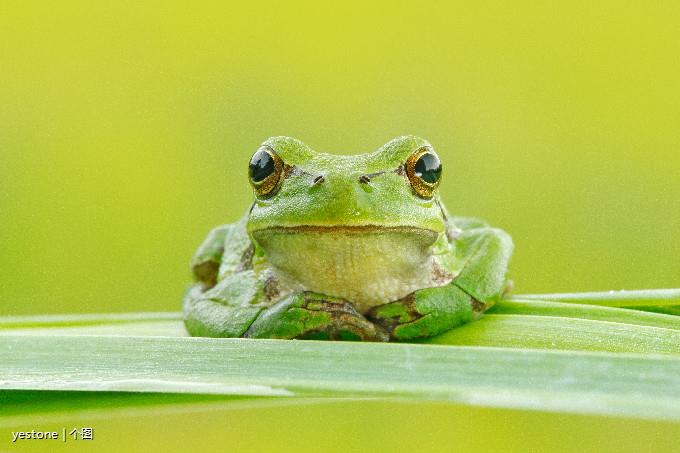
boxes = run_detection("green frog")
[183,136,513,341]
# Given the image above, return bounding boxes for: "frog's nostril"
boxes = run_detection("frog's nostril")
[312,174,325,186]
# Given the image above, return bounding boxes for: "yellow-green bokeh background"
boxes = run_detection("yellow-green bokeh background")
[2,1,679,315]
[1,2,680,451]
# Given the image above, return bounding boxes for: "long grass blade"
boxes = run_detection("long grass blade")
[3,311,679,354]
[424,314,680,353]
[0,312,182,328]
[492,299,680,330]
[1,334,680,421]
[508,288,680,307]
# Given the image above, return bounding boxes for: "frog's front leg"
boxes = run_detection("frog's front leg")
[367,284,475,340]
[368,220,513,340]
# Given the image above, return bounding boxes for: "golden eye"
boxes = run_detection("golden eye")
[249,146,284,198]
[405,147,442,198]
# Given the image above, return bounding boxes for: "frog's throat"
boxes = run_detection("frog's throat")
[250,225,451,313]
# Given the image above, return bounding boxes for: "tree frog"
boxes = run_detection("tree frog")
[183,136,513,341]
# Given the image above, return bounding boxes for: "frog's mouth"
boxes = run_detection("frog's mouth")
[252,225,438,235]
[251,224,446,313]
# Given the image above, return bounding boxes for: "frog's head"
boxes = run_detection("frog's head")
[246,135,446,233]
[245,136,450,307]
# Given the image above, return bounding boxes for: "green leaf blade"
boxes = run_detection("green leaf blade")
[492,299,680,331]
[425,314,680,354]
[509,288,680,307]
[2,334,680,421]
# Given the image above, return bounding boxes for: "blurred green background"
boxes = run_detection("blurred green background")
[1,1,679,316]
[1,2,680,452]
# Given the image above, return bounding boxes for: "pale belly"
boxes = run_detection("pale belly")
[252,226,452,313]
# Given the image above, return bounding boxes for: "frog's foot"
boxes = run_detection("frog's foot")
[367,284,481,341]
[244,292,389,342]
[296,299,389,342]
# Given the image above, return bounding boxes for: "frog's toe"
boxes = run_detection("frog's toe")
[298,303,389,341]
[367,284,480,340]
[366,296,420,336]
[244,293,389,341]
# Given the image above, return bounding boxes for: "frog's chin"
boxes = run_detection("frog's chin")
[251,225,452,313]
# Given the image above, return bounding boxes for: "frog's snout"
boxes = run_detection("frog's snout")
[305,171,380,198]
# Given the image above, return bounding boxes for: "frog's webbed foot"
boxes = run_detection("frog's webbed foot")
[296,299,390,342]
[244,292,389,342]
[367,284,479,341]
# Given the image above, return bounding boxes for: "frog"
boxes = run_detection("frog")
[182,135,513,341]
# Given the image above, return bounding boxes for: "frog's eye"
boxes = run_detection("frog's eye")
[405,147,442,198]
[249,146,284,198]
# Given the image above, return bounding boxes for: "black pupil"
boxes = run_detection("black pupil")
[414,153,442,184]
[249,150,275,182]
